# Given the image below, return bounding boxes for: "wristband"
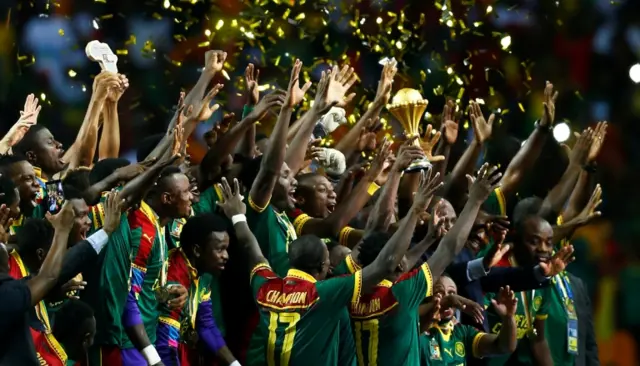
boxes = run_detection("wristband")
[582,162,597,173]
[534,121,552,133]
[232,214,247,225]
[242,105,255,119]
[367,182,380,196]
[230,361,242,366]
[141,345,161,365]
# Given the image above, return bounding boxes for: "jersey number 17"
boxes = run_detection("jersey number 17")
[267,312,301,366]
[354,319,380,365]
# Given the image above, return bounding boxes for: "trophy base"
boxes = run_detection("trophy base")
[405,157,432,173]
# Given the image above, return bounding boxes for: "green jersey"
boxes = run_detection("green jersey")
[348,262,434,366]
[544,273,577,366]
[249,263,362,366]
[333,253,360,277]
[85,201,168,350]
[484,260,550,365]
[246,196,297,277]
[192,184,224,215]
[482,187,507,217]
[419,322,488,365]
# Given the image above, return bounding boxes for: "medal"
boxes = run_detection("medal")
[185,327,199,345]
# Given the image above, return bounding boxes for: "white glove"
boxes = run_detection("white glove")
[316,107,347,137]
[314,148,346,176]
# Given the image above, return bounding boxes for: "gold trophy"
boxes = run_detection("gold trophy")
[386,88,432,172]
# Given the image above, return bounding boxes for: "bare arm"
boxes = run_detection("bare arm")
[26,203,74,306]
[285,109,324,173]
[477,287,518,356]
[98,101,121,160]
[530,318,553,366]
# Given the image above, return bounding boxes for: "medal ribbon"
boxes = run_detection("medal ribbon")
[11,251,52,333]
[554,273,579,354]
[509,255,536,336]
[275,211,297,251]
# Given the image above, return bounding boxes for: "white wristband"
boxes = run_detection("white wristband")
[141,345,161,365]
[230,361,242,366]
[232,214,247,225]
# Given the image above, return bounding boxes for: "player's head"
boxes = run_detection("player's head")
[52,299,96,362]
[289,235,330,280]
[271,162,298,212]
[294,173,336,219]
[61,185,92,242]
[63,167,91,193]
[136,134,164,163]
[147,166,193,219]
[358,231,406,281]
[512,213,553,267]
[0,175,21,219]
[89,158,131,186]
[328,240,350,277]
[433,274,457,322]
[17,218,55,268]
[13,125,66,177]
[255,133,269,155]
[180,213,230,274]
[0,155,40,213]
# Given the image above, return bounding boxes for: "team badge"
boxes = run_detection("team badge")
[455,341,465,357]
[533,295,542,311]
[171,220,185,238]
[429,338,442,360]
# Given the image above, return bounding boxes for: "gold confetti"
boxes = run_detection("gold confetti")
[58,29,64,36]
[68,70,77,77]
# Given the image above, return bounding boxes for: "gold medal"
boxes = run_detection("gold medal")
[155,286,170,303]
[185,327,199,346]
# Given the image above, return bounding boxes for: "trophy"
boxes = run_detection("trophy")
[386,88,432,172]
[85,40,118,72]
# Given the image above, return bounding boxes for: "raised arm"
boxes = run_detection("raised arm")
[427,164,502,279]
[249,59,309,209]
[98,74,128,160]
[64,72,122,171]
[286,65,357,174]
[431,100,459,180]
[476,287,518,356]
[0,94,41,154]
[237,64,260,158]
[218,178,268,271]
[442,101,494,210]
[538,128,593,219]
[499,82,558,198]
[335,59,396,158]
[365,138,424,232]
[26,202,74,306]
[552,185,602,243]
[360,169,443,290]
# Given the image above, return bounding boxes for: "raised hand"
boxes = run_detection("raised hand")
[217,178,246,217]
[355,118,381,152]
[539,81,559,127]
[245,63,260,105]
[482,239,511,270]
[466,163,502,203]
[194,84,223,122]
[247,90,287,121]
[374,59,397,105]
[587,121,607,163]
[491,286,518,318]
[562,127,593,166]
[103,190,126,234]
[393,136,426,172]
[426,200,446,239]
[93,72,121,101]
[314,65,357,112]
[419,124,445,162]
[106,74,129,103]
[469,101,495,144]
[167,284,188,310]
[539,245,575,277]
[441,100,459,145]
[412,168,444,213]
[45,201,75,231]
[365,138,392,181]
[203,50,227,76]
[285,59,312,108]
[4,94,41,148]
[441,294,485,324]
[573,184,602,225]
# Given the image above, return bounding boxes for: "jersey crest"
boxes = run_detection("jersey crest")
[455,341,465,357]
[349,280,398,320]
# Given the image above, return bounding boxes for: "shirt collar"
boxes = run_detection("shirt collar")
[33,166,46,181]
[286,269,317,283]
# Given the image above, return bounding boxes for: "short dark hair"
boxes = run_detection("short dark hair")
[61,184,85,201]
[89,158,131,185]
[136,134,165,163]
[0,154,27,176]
[13,125,47,157]
[17,218,55,256]
[52,299,94,341]
[239,155,263,191]
[0,175,18,207]
[513,197,544,226]
[180,213,229,254]
[147,166,184,199]
[357,231,392,267]
[288,235,326,274]
[63,168,91,192]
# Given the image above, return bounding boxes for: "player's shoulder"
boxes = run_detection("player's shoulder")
[349,280,398,320]
[396,262,430,283]
[255,277,320,311]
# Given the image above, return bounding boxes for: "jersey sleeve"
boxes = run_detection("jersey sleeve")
[391,262,434,309]
[315,271,362,307]
[289,208,312,236]
[535,288,550,321]
[338,227,356,246]
[196,298,228,354]
[122,210,158,328]
[482,187,507,216]
[250,263,277,297]
[457,324,489,359]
